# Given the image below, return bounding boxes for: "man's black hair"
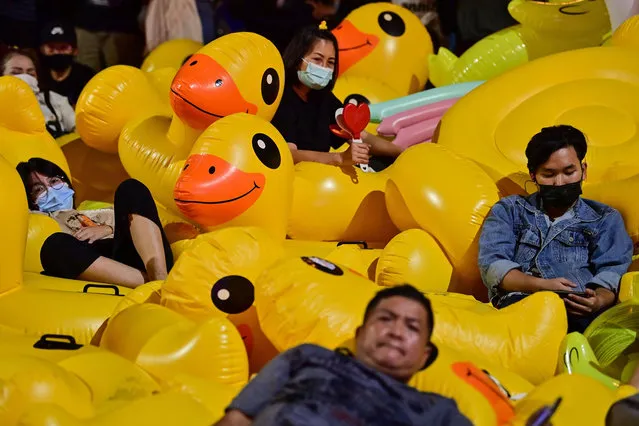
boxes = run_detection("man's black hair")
[281,24,339,93]
[525,125,587,174]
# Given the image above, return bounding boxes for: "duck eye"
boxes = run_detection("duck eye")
[252,132,281,169]
[210,275,255,314]
[215,79,223,87]
[344,93,370,106]
[378,11,405,37]
[261,67,280,106]
[208,166,216,174]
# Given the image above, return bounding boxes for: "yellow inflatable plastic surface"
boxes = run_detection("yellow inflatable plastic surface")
[100,304,249,388]
[0,354,95,425]
[161,227,283,373]
[0,334,160,415]
[288,162,399,243]
[332,3,433,95]
[512,374,616,425]
[376,229,452,291]
[429,0,610,86]
[59,134,129,204]
[173,114,294,239]
[24,214,60,273]
[0,76,70,176]
[18,391,215,426]
[437,46,639,190]
[611,14,639,49]
[385,144,500,300]
[325,244,381,281]
[141,38,203,73]
[256,255,567,384]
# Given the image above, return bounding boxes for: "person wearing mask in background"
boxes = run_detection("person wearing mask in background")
[39,21,95,107]
[74,0,145,72]
[1,49,75,137]
[478,125,633,333]
[272,23,403,168]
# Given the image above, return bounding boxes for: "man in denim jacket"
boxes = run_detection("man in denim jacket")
[479,125,633,333]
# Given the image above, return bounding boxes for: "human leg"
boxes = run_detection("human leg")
[41,232,146,287]
[112,179,173,281]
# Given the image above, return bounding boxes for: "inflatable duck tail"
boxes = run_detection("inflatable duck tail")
[75,66,170,154]
[428,48,457,87]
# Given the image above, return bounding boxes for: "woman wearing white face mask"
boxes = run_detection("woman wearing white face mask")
[16,158,174,289]
[272,22,403,167]
[1,50,75,138]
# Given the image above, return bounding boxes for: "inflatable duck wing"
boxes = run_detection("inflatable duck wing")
[0,76,70,174]
[333,3,433,95]
[429,0,611,87]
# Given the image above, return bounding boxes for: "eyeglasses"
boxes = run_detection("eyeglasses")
[30,176,67,202]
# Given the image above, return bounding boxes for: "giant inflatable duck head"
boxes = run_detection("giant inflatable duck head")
[170,32,284,130]
[332,3,433,95]
[173,113,294,239]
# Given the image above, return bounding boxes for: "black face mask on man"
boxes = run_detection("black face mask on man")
[42,54,74,72]
[538,180,583,209]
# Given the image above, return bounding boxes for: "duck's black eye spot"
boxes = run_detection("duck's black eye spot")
[210,275,255,314]
[190,60,198,66]
[261,68,280,106]
[344,93,371,106]
[208,166,216,174]
[378,11,405,37]
[252,132,281,169]
[215,79,223,87]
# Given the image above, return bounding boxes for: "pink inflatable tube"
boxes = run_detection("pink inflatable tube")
[376,97,460,136]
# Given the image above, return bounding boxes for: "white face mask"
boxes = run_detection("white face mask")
[13,73,40,93]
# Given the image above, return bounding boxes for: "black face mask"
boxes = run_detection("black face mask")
[538,180,582,210]
[42,54,74,72]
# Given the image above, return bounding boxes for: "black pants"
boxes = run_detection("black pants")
[41,179,174,279]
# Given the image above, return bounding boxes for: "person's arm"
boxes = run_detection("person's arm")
[213,346,297,425]
[361,131,403,158]
[289,143,369,166]
[478,201,526,293]
[565,210,633,316]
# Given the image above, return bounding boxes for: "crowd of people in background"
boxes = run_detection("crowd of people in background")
[0,0,515,141]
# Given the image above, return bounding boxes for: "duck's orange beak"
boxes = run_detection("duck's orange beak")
[332,20,379,76]
[174,154,265,227]
[170,54,258,130]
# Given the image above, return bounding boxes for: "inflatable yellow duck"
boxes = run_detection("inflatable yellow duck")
[141,38,204,73]
[429,0,611,86]
[436,45,639,189]
[75,33,284,223]
[173,113,293,238]
[255,254,567,385]
[0,156,126,344]
[332,2,433,95]
[0,76,69,176]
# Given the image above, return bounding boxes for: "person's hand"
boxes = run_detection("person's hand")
[538,277,578,291]
[564,288,609,317]
[74,225,112,244]
[340,142,370,166]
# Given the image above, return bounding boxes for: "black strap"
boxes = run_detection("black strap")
[43,90,63,135]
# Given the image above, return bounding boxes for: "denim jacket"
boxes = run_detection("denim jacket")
[478,193,633,303]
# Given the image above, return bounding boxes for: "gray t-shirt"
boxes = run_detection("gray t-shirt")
[227,344,472,426]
